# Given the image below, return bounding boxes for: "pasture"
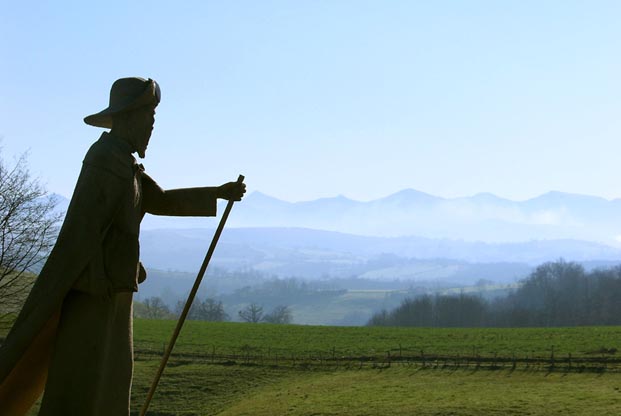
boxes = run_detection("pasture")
[131,363,621,415]
[130,321,621,415]
[134,320,621,361]
[19,320,621,415]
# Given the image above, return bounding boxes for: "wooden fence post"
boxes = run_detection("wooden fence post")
[550,345,555,371]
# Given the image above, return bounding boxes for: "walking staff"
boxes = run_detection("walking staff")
[140,174,245,416]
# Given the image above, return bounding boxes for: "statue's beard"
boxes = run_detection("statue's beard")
[137,132,151,159]
[136,138,148,158]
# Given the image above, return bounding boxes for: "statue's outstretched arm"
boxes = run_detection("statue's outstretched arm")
[141,172,218,217]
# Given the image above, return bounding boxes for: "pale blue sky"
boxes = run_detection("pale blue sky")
[1,1,620,202]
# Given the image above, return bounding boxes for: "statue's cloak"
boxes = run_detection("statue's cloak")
[0,133,217,415]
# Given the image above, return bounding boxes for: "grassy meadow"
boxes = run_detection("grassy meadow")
[135,319,621,359]
[125,320,621,415]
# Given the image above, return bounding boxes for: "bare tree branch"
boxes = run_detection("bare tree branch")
[0,149,62,331]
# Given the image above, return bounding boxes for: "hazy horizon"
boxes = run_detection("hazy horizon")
[47,185,621,247]
[50,186,621,205]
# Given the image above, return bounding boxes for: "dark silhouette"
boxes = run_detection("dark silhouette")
[0,77,245,415]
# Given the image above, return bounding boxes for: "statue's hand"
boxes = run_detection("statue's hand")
[217,181,246,201]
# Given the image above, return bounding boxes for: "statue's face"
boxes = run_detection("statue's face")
[130,105,156,158]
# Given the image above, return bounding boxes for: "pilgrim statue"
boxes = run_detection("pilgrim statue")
[0,77,246,415]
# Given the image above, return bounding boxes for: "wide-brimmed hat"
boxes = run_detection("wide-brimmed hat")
[84,77,161,128]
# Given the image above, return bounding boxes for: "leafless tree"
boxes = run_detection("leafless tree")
[0,150,61,330]
[175,298,200,320]
[174,297,229,322]
[238,303,263,323]
[263,305,292,324]
[143,297,171,319]
[197,298,229,321]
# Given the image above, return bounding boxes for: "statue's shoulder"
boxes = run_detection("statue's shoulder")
[82,134,135,179]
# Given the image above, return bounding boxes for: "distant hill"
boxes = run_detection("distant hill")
[139,227,621,283]
[138,189,621,246]
[51,189,621,284]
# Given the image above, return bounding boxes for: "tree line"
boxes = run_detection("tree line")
[134,296,293,324]
[368,260,621,327]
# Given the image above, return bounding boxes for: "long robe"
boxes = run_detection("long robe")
[0,132,218,415]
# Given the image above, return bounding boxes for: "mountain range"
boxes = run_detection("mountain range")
[50,189,621,285]
[134,189,621,246]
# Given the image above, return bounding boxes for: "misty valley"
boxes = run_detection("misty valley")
[134,225,621,327]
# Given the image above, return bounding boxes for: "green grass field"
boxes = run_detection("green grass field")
[135,319,621,359]
[126,320,621,415]
[216,369,621,416]
[130,362,621,416]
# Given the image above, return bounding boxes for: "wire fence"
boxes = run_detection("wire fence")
[3,335,617,373]
[133,343,621,373]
